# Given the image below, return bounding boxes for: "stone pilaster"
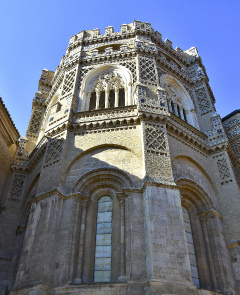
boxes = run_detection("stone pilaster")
[143,185,197,294]
[74,198,90,283]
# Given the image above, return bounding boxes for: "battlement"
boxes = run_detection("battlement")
[67,21,199,62]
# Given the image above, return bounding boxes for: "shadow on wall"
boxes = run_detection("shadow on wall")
[6,135,144,290]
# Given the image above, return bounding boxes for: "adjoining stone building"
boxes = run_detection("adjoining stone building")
[0,21,240,295]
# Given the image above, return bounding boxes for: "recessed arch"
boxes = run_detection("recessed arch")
[79,64,134,111]
[66,144,134,173]
[71,167,133,196]
[172,155,218,196]
[177,177,216,290]
[66,145,142,194]
[177,177,214,211]
[160,74,199,128]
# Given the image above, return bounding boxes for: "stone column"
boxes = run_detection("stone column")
[105,90,109,108]
[168,100,173,112]
[127,85,131,106]
[117,195,126,281]
[115,89,119,107]
[179,107,184,120]
[206,210,236,294]
[173,103,178,115]
[96,91,100,109]
[74,198,89,283]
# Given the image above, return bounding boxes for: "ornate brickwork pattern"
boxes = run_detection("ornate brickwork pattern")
[223,116,240,130]
[78,66,94,89]
[62,69,77,96]
[27,110,43,135]
[232,140,240,157]
[217,158,230,180]
[139,57,157,85]
[118,59,137,82]
[226,125,240,138]
[9,174,25,202]
[146,125,166,153]
[195,87,212,115]
[44,138,64,166]
[143,123,173,183]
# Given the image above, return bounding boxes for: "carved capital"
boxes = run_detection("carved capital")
[198,209,222,222]
[117,193,127,206]
[81,198,90,210]
[198,211,208,223]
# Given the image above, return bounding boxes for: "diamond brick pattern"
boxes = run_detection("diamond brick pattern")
[217,158,230,179]
[195,87,211,115]
[62,69,77,96]
[146,126,166,152]
[139,57,157,85]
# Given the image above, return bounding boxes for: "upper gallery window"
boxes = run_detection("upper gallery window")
[88,72,126,111]
[161,75,200,129]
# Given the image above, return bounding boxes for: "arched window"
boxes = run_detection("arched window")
[183,108,187,122]
[161,75,200,129]
[56,102,62,112]
[82,68,132,112]
[171,101,175,114]
[182,206,200,287]
[94,196,113,282]
[177,104,181,118]
[99,91,105,109]
[119,88,125,107]
[89,92,96,111]
[108,90,115,108]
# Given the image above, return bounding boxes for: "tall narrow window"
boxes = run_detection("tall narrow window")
[89,92,96,111]
[171,101,175,114]
[99,91,105,109]
[183,109,187,122]
[108,90,115,108]
[94,196,112,282]
[118,89,125,107]
[56,103,62,112]
[177,104,181,118]
[182,206,200,287]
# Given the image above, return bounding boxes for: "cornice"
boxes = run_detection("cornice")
[166,114,228,156]
[0,97,20,143]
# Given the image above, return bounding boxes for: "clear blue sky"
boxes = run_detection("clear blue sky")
[0,0,239,136]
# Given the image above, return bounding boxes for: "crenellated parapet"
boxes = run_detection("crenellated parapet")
[63,21,203,70]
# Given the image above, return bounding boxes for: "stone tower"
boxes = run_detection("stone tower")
[0,21,240,295]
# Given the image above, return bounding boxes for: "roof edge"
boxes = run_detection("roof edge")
[222,109,240,121]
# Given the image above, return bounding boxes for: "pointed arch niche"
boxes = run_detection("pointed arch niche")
[160,75,199,129]
[79,65,134,112]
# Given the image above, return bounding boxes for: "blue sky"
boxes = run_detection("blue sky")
[0,0,239,136]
